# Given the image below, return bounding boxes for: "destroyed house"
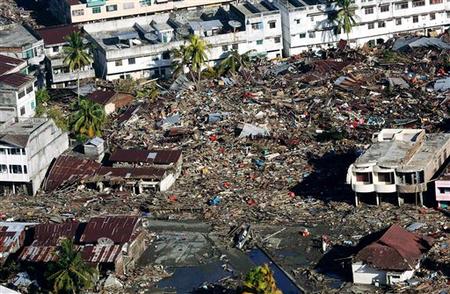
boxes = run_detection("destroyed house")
[86,89,133,115]
[20,221,80,263]
[352,224,433,285]
[347,129,450,206]
[0,222,36,265]
[43,155,101,192]
[19,216,145,276]
[79,216,145,276]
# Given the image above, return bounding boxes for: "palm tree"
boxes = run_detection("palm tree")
[242,264,282,294]
[218,50,254,76]
[63,31,93,100]
[48,239,96,294]
[172,35,210,89]
[332,0,357,41]
[71,98,106,139]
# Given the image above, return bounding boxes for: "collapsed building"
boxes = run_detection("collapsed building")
[347,129,450,206]
[19,216,145,276]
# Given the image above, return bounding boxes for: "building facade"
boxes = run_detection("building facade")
[347,129,450,206]
[0,118,69,195]
[83,1,283,80]
[49,0,234,24]
[272,0,450,55]
[0,73,37,121]
[36,25,96,88]
[435,164,450,209]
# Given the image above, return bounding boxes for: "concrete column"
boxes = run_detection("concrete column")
[375,193,380,206]
[419,192,424,206]
[355,192,360,207]
[12,183,15,194]
[97,182,104,192]
[397,192,404,206]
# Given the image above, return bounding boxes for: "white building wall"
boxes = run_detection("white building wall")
[352,263,387,285]
[15,84,36,118]
[159,173,176,191]
[273,0,450,55]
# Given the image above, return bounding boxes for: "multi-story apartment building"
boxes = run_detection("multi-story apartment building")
[0,72,37,122]
[0,118,69,195]
[0,19,45,67]
[347,129,450,206]
[83,1,283,80]
[435,163,450,209]
[36,25,95,88]
[273,0,450,55]
[49,0,235,24]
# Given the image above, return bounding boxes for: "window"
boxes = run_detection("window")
[396,2,408,9]
[26,85,33,94]
[128,58,136,64]
[21,149,26,155]
[396,18,402,25]
[52,46,59,53]
[20,107,25,116]
[72,9,84,16]
[448,12,450,18]
[299,33,306,38]
[23,49,33,59]
[356,173,372,183]
[23,165,27,174]
[413,15,419,23]
[222,45,228,52]
[18,90,25,99]
[251,22,263,30]
[378,21,385,28]
[430,13,436,20]
[309,32,316,38]
[9,165,22,174]
[0,165,6,173]
[368,23,375,29]
[115,60,122,67]
[106,5,118,12]
[140,0,151,6]
[380,4,389,12]
[274,37,281,43]
[162,51,170,60]
[269,21,276,29]
[430,0,443,4]
[412,0,425,7]
[232,44,238,50]
[378,173,393,184]
[0,148,5,154]
[365,7,374,14]
[439,187,450,194]
[123,2,135,9]
[8,148,21,155]
[31,101,35,110]
[295,19,300,24]
[256,40,263,45]
[152,56,159,61]
[92,7,101,14]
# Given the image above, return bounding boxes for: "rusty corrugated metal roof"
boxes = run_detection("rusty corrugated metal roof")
[80,216,140,244]
[109,149,181,165]
[355,224,433,271]
[81,244,122,264]
[33,222,80,246]
[44,155,101,192]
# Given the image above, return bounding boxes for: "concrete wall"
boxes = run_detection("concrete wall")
[160,173,176,192]
[352,262,415,285]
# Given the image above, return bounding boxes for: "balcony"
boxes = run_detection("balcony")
[352,182,375,193]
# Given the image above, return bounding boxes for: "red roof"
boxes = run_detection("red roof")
[81,244,122,264]
[44,155,101,192]
[0,54,25,76]
[33,222,80,246]
[0,72,33,88]
[36,25,79,46]
[109,149,182,165]
[87,89,117,105]
[356,225,433,271]
[80,216,140,244]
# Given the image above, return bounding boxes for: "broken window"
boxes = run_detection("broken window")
[378,173,394,184]
[9,165,22,174]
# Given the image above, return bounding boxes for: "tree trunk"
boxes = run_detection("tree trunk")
[197,68,202,91]
[77,70,80,101]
